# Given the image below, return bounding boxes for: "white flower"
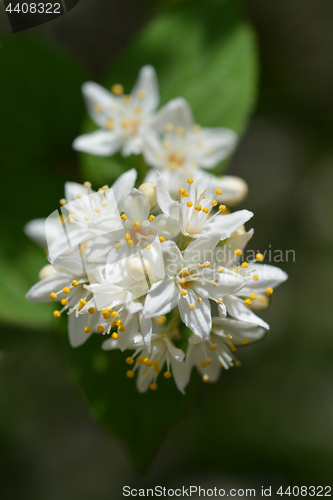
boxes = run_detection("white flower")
[215,229,288,329]
[143,235,245,340]
[72,65,159,157]
[142,98,237,197]
[177,177,253,239]
[185,317,266,384]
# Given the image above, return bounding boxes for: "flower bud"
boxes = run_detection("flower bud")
[250,293,270,311]
[138,182,157,209]
[39,264,57,281]
[215,175,248,206]
[127,256,152,283]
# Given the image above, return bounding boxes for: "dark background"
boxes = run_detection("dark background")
[0,0,332,498]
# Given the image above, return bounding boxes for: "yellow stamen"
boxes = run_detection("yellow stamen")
[187,178,194,184]
[211,200,217,206]
[53,310,61,318]
[111,332,119,340]
[126,357,134,365]
[180,290,187,296]
[266,287,273,295]
[134,221,140,227]
[235,249,242,256]
[244,299,251,306]
[249,293,256,300]
[137,90,146,99]
[241,262,248,269]
[150,383,158,391]
[165,123,174,133]
[228,342,236,353]
[164,371,172,379]
[111,83,123,95]
[50,292,57,300]
[126,370,135,378]
[63,287,70,294]
[187,201,193,207]
[210,344,217,351]
[253,274,259,281]
[256,253,264,262]
[154,315,167,326]
[242,338,249,345]
[219,204,226,212]
[59,198,66,206]
[61,299,68,306]
[106,120,114,130]
[94,104,103,113]
[97,325,104,333]
[121,214,127,220]
[215,188,222,195]
[202,207,209,214]
[72,280,79,287]
[189,303,195,310]
[202,375,210,383]
[149,215,155,222]
[159,237,165,242]
[194,204,202,211]
[88,307,95,314]
[84,326,92,333]
[118,325,126,332]
[218,266,223,273]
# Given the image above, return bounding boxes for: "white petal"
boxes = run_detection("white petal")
[121,135,143,156]
[150,214,180,239]
[139,313,153,352]
[184,233,220,266]
[68,312,93,348]
[161,241,183,277]
[170,358,187,393]
[156,171,175,216]
[215,229,254,268]
[111,169,137,206]
[123,189,150,223]
[178,290,211,340]
[224,295,269,330]
[150,97,194,133]
[143,278,179,317]
[141,128,163,169]
[192,268,245,301]
[241,264,288,295]
[82,81,118,127]
[64,182,90,203]
[202,210,253,240]
[191,127,237,168]
[25,272,70,302]
[24,218,47,248]
[212,316,267,345]
[131,65,159,114]
[72,130,123,156]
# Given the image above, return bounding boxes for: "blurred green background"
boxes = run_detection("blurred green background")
[0,0,333,498]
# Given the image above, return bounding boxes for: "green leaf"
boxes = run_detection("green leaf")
[78,0,258,185]
[69,334,199,472]
[0,34,87,328]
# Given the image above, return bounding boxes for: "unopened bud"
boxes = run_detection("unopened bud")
[250,293,270,311]
[214,176,248,206]
[39,264,57,281]
[127,256,152,283]
[138,182,157,209]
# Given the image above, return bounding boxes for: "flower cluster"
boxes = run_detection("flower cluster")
[25,66,288,393]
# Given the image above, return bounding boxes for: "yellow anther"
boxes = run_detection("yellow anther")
[228,341,236,353]
[241,262,248,269]
[149,215,155,222]
[150,383,158,391]
[242,338,249,346]
[62,287,70,294]
[106,119,114,130]
[256,253,264,262]
[176,126,185,136]
[125,233,130,240]
[134,221,140,227]
[122,94,132,105]
[126,370,135,378]
[180,290,187,296]
[250,293,256,300]
[50,292,57,300]
[137,357,144,364]
[244,299,252,306]
[162,141,170,150]
[215,188,222,195]
[83,181,91,189]
[186,201,193,208]
[114,243,120,249]
[95,208,101,213]
[80,299,86,305]
[133,105,142,115]
[115,319,122,326]
[197,297,202,304]
[127,239,133,246]
[84,326,92,334]
[195,204,202,211]
[159,237,165,242]
[253,274,259,281]
[154,366,161,373]
[202,261,211,268]
[211,200,217,207]
[196,140,203,148]
[189,303,195,310]
[59,198,67,206]
[53,310,61,318]
[164,371,172,379]
[235,249,243,256]
[97,325,104,333]
[218,266,223,273]
[98,188,104,195]
[85,215,90,221]
[154,315,167,326]
[145,360,153,367]
[103,313,111,320]
[77,194,82,199]
[118,325,126,332]
[121,214,127,220]
[61,299,68,306]
[72,280,79,287]
[101,200,107,207]
[235,360,242,367]
[266,287,273,295]
[145,244,151,250]
[121,119,130,129]
[219,204,226,212]
[69,217,75,224]
[165,123,174,133]
[232,268,238,273]
[111,83,123,95]
[94,104,103,113]
[202,375,210,383]
[182,191,189,197]
[226,334,232,341]
[187,178,194,184]
[148,229,154,235]
[112,311,118,318]
[210,344,217,351]
[217,297,223,305]
[202,207,209,214]
[111,332,119,340]
[88,307,95,314]
[179,188,186,195]
[101,308,108,315]
[137,89,146,99]
[126,357,134,365]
